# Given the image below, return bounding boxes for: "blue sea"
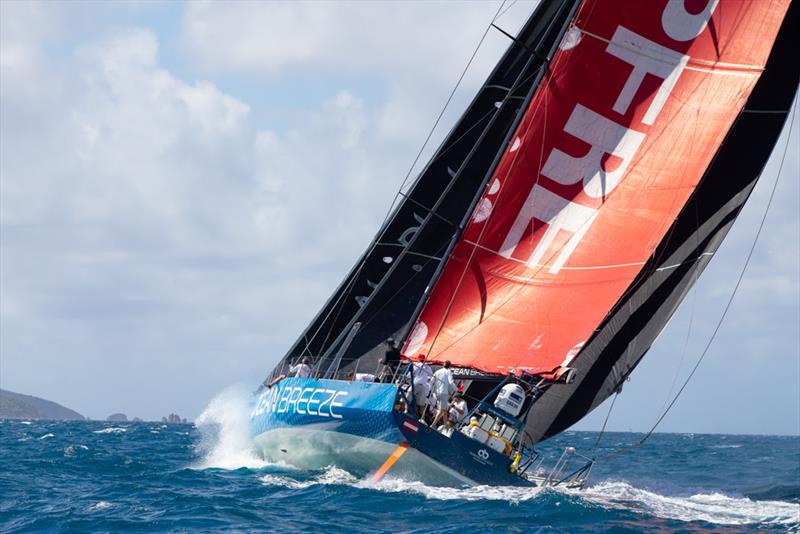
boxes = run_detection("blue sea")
[2,395,798,532]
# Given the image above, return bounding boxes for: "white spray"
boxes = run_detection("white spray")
[194,385,269,470]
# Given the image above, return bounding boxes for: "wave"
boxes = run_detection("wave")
[259,466,357,490]
[579,481,800,527]
[63,444,89,457]
[38,433,54,440]
[746,483,800,504]
[193,385,270,470]
[363,477,547,503]
[87,501,113,512]
[253,466,799,527]
[93,427,127,434]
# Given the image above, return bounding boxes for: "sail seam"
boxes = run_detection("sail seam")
[574,26,765,74]
[460,238,714,271]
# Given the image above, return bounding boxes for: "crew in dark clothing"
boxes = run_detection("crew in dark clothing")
[384,338,401,365]
[382,338,401,382]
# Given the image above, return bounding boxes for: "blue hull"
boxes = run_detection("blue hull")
[250,378,532,487]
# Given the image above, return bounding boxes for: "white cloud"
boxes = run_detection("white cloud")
[0,9,450,418]
[180,1,531,82]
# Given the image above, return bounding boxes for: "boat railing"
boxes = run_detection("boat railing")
[539,447,594,489]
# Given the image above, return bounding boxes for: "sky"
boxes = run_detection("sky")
[1,1,797,434]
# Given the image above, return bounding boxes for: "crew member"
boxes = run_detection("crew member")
[289,356,312,378]
[431,360,456,429]
[412,356,433,419]
[347,371,376,382]
[379,339,401,382]
[266,356,314,388]
[448,394,468,424]
[376,358,393,383]
[383,338,401,366]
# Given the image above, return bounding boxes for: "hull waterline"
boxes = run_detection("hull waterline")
[249,377,533,487]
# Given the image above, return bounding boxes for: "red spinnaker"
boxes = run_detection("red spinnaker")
[403,0,790,374]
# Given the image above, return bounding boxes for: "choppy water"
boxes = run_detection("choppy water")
[1,391,798,533]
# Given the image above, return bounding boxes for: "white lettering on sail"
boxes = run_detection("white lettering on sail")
[355,279,379,307]
[662,0,718,42]
[541,104,645,198]
[355,211,427,307]
[498,0,718,274]
[398,212,425,247]
[607,26,687,125]
[500,185,598,274]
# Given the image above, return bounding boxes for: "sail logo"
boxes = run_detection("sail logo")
[500,0,717,274]
[252,386,348,419]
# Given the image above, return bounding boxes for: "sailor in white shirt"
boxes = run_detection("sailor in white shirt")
[412,358,433,419]
[288,357,312,378]
[448,394,468,424]
[348,371,376,382]
[431,360,457,429]
[265,356,313,388]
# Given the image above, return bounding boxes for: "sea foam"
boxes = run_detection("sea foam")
[579,480,800,527]
[194,385,269,470]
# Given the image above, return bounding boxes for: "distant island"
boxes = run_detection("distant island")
[161,413,188,424]
[105,412,188,423]
[0,389,85,421]
[0,389,190,423]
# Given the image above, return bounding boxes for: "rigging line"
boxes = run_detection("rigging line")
[426,33,636,361]
[290,1,510,361]
[425,28,586,360]
[430,64,546,164]
[591,390,619,452]
[386,0,509,212]
[598,92,798,463]
[395,192,460,228]
[323,240,453,366]
[658,201,702,417]
[497,0,519,20]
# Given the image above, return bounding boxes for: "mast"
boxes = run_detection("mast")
[396,0,583,355]
[315,0,582,374]
[270,0,579,378]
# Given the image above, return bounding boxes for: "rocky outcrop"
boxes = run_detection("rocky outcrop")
[0,389,85,421]
[106,413,128,422]
[161,413,187,424]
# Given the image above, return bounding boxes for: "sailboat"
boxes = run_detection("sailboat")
[250,0,798,487]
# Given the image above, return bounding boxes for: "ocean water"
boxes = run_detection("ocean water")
[1,394,798,533]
